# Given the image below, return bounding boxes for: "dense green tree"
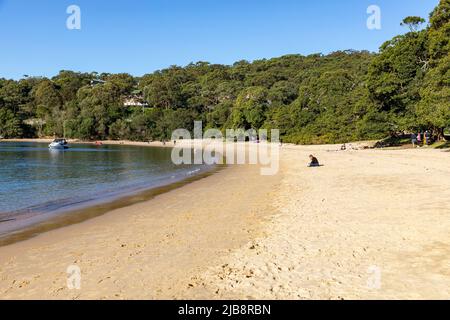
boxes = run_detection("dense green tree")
[416,0,450,140]
[231,86,269,129]
[33,80,63,117]
[52,71,92,102]
[143,66,189,109]
[401,16,426,32]
[0,108,22,138]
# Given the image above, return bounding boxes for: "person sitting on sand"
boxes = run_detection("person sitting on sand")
[308,155,320,167]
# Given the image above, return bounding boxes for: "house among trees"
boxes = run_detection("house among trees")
[123,95,150,108]
[90,79,106,86]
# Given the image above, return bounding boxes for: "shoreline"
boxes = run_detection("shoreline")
[0,140,226,246]
[0,138,178,149]
[0,165,223,247]
[0,138,377,149]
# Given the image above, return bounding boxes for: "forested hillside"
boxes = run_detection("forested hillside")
[0,0,448,144]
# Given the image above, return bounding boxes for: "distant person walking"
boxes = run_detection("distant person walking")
[417,132,422,146]
[411,133,418,148]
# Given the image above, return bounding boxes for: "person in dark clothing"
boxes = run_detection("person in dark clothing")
[411,133,418,148]
[425,130,432,145]
[308,155,320,167]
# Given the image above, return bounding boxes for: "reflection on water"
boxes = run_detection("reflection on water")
[0,142,208,236]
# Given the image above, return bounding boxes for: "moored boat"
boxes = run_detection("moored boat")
[49,139,69,150]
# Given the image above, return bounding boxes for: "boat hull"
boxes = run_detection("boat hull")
[49,143,69,150]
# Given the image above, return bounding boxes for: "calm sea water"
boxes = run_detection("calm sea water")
[0,142,208,236]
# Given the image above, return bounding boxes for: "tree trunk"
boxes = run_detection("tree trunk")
[439,128,446,141]
[433,127,445,141]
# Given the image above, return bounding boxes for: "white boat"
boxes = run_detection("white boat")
[49,139,69,150]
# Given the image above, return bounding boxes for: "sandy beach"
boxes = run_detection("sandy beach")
[0,143,449,299]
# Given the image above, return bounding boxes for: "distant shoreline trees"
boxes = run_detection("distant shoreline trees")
[0,1,448,144]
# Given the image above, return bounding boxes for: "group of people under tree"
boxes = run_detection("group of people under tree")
[411,131,433,148]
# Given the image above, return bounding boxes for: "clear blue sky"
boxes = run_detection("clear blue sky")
[0,0,439,80]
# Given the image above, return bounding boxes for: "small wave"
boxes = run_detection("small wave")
[186,168,201,175]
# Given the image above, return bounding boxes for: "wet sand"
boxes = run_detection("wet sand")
[0,167,221,247]
[0,143,449,299]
